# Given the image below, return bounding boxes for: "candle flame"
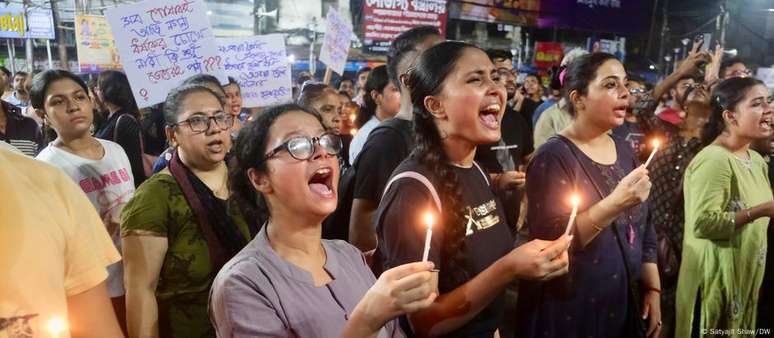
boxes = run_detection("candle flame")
[350,113,356,122]
[46,317,67,335]
[423,212,434,229]
[651,138,660,148]
[570,194,580,206]
[351,128,358,135]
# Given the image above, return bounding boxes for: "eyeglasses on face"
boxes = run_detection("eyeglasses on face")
[173,112,233,133]
[628,88,647,95]
[263,132,342,162]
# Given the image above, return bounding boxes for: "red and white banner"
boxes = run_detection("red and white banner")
[362,0,448,53]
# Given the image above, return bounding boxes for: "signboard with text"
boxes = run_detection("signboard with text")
[75,15,122,73]
[106,0,226,108]
[538,0,648,35]
[27,9,55,39]
[362,0,448,53]
[218,34,292,108]
[0,6,27,39]
[533,42,563,69]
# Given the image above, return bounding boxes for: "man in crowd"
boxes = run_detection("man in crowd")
[338,78,355,99]
[720,57,750,79]
[353,66,371,105]
[612,75,648,156]
[657,75,695,127]
[4,71,31,109]
[0,95,42,156]
[348,26,443,252]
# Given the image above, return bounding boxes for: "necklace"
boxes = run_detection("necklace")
[733,154,753,171]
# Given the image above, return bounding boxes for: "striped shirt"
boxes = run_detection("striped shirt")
[1,101,42,157]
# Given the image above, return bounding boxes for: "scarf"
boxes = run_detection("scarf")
[168,150,249,271]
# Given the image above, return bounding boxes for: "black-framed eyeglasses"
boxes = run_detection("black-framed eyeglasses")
[263,132,342,162]
[174,112,233,133]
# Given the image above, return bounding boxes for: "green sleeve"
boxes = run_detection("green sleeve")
[684,150,736,240]
[120,175,171,237]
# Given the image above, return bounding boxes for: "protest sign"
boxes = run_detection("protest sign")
[319,7,352,76]
[27,9,55,40]
[218,34,292,108]
[533,42,563,69]
[0,5,26,39]
[106,0,226,108]
[75,15,122,73]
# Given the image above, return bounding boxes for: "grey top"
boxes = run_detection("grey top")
[209,226,404,338]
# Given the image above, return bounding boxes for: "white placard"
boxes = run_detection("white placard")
[757,68,774,89]
[218,34,292,108]
[105,0,226,108]
[318,7,352,75]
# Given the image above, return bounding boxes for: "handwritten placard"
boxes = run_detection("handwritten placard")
[218,34,292,108]
[319,7,352,75]
[105,0,226,108]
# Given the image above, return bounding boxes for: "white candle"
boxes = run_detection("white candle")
[644,139,661,168]
[46,317,67,338]
[422,212,434,262]
[564,194,580,235]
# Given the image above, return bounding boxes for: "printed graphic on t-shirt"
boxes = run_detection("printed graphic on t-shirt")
[0,313,37,338]
[464,199,500,236]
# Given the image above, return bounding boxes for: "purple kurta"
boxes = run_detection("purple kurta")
[209,226,404,338]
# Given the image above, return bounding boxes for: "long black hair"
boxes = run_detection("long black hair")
[355,65,390,128]
[562,52,619,116]
[97,70,138,115]
[406,40,481,291]
[229,103,323,226]
[700,77,765,145]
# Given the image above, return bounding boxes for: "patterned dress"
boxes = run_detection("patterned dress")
[516,135,657,338]
[121,173,252,338]
[676,146,771,338]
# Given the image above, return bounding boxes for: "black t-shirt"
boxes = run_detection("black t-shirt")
[374,157,513,338]
[611,120,645,158]
[353,118,413,203]
[476,104,535,173]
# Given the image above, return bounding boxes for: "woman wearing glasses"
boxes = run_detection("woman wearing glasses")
[121,84,256,338]
[209,103,437,337]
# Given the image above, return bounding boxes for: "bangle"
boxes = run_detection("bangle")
[644,286,661,294]
[592,223,604,232]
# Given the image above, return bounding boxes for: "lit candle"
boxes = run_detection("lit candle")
[46,317,67,338]
[644,139,661,168]
[350,113,356,122]
[564,194,580,235]
[422,212,434,262]
[351,128,358,136]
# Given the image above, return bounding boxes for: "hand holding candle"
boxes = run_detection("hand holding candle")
[421,212,434,262]
[564,194,580,235]
[644,138,661,168]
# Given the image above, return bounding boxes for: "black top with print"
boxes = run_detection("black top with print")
[374,157,513,338]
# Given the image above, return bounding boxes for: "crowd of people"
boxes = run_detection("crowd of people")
[2,24,773,338]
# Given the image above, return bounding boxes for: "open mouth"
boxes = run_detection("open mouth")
[760,118,772,132]
[479,103,501,130]
[308,167,334,198]
[206,139,225,153]
[613,105,628,117]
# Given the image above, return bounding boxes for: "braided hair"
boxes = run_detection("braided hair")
[405,41,483,291]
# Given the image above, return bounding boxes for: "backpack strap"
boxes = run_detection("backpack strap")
[382,171,441,211]
[381,161,490,212]
[472,161,490,186]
